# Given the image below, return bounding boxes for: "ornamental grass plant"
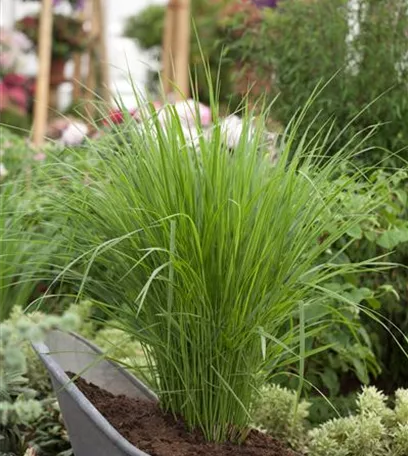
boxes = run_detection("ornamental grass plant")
[49,90,395,444]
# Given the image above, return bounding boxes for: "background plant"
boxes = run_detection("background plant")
[308,386,408,456]
[16,14,89,59]
[0,127,108,320]
[222,0,408,164]
[0,307,78,455]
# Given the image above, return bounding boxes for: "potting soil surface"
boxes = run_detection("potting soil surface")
[70,373,301,456]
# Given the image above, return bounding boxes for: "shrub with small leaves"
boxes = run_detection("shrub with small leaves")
[0,307,79,455]
[252,384,310,451]
[308,386,408,456]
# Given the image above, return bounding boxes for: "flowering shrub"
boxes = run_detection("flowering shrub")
[0,27,33,126]
[0,28,31,77]
[16,14,89,59]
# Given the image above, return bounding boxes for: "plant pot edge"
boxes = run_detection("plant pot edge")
[33,331,157,456]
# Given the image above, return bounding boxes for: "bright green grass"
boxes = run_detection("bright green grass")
[48,93,391,443]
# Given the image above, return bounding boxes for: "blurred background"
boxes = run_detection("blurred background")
[0,0,166,110]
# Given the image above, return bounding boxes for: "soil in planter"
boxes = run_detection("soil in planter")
[68,373,300,456]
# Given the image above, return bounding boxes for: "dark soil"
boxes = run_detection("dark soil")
[68,373,301,456]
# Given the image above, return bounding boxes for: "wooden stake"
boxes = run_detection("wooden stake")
[161,1,176,95]
[173,0,190,100]
[72,53,82,102]
[96,0,111,105]
[84,0,98,118]
[32,0,53,147]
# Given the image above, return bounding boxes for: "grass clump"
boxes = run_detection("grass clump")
[50,93,393,443]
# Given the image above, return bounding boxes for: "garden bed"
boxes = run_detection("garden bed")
[70,373,300,456]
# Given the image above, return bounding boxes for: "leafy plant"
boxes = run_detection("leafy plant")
[308,387,408,456]
[222,0,408,164]
[285,168,408,396]
[48,89,398,444]
[0,307,78,455]
[252,384,310,451]
[0,179,57,321]
[16,14,89,59]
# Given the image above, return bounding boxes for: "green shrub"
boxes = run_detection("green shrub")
[252,384,310,451]
[308,387,408,456]
[123,5,165,50]
[0,179,58,320]
[0,307,78,455]
[223,0,408,164]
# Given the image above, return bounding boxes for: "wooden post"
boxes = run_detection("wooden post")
[32,0,53,147]
[161,0,191,100]
[161,1,176,95]
[72,53,82,102]
[72,7,86,104]
[84,0,98,118]
[95,0,110,105]
[173,0,190,100]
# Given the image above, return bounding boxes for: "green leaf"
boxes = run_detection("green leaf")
[320,367,340,396]
[366,297,381,310]
[377,228,408,249]
[346,224,363,240]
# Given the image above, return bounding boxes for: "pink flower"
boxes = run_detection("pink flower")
[33,152,46,161]
[173,100,212,128]
[60,121,88,145]
[13,31,32,52]
[3,73,28,86]
[0,52,13,71]
[7,85,27,110]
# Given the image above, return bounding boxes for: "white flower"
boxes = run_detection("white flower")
[60,121,88,146]
[219,115,253,150]
[0,162,8,179]
[12,31,32,52]
[172,99,212,128]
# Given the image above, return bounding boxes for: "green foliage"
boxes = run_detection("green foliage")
[0,128,104,320]
[308,386,408,456]
[289,168,408,396]
[0,179,57,320]
[0,111,31,137]
[123,5,165,50]
[307,394,358,426]
[222,0,408,164]
[0,307,78,455]
[47,90,397,444]
[252,384,310,451]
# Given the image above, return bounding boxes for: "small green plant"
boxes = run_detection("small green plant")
[48,87,399,444]
[0,179,57,321]
[0,306,78,455]
[252,384,310,451]
[308,387,408,456]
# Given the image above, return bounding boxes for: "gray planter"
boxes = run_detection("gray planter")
[33,330,157,456]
